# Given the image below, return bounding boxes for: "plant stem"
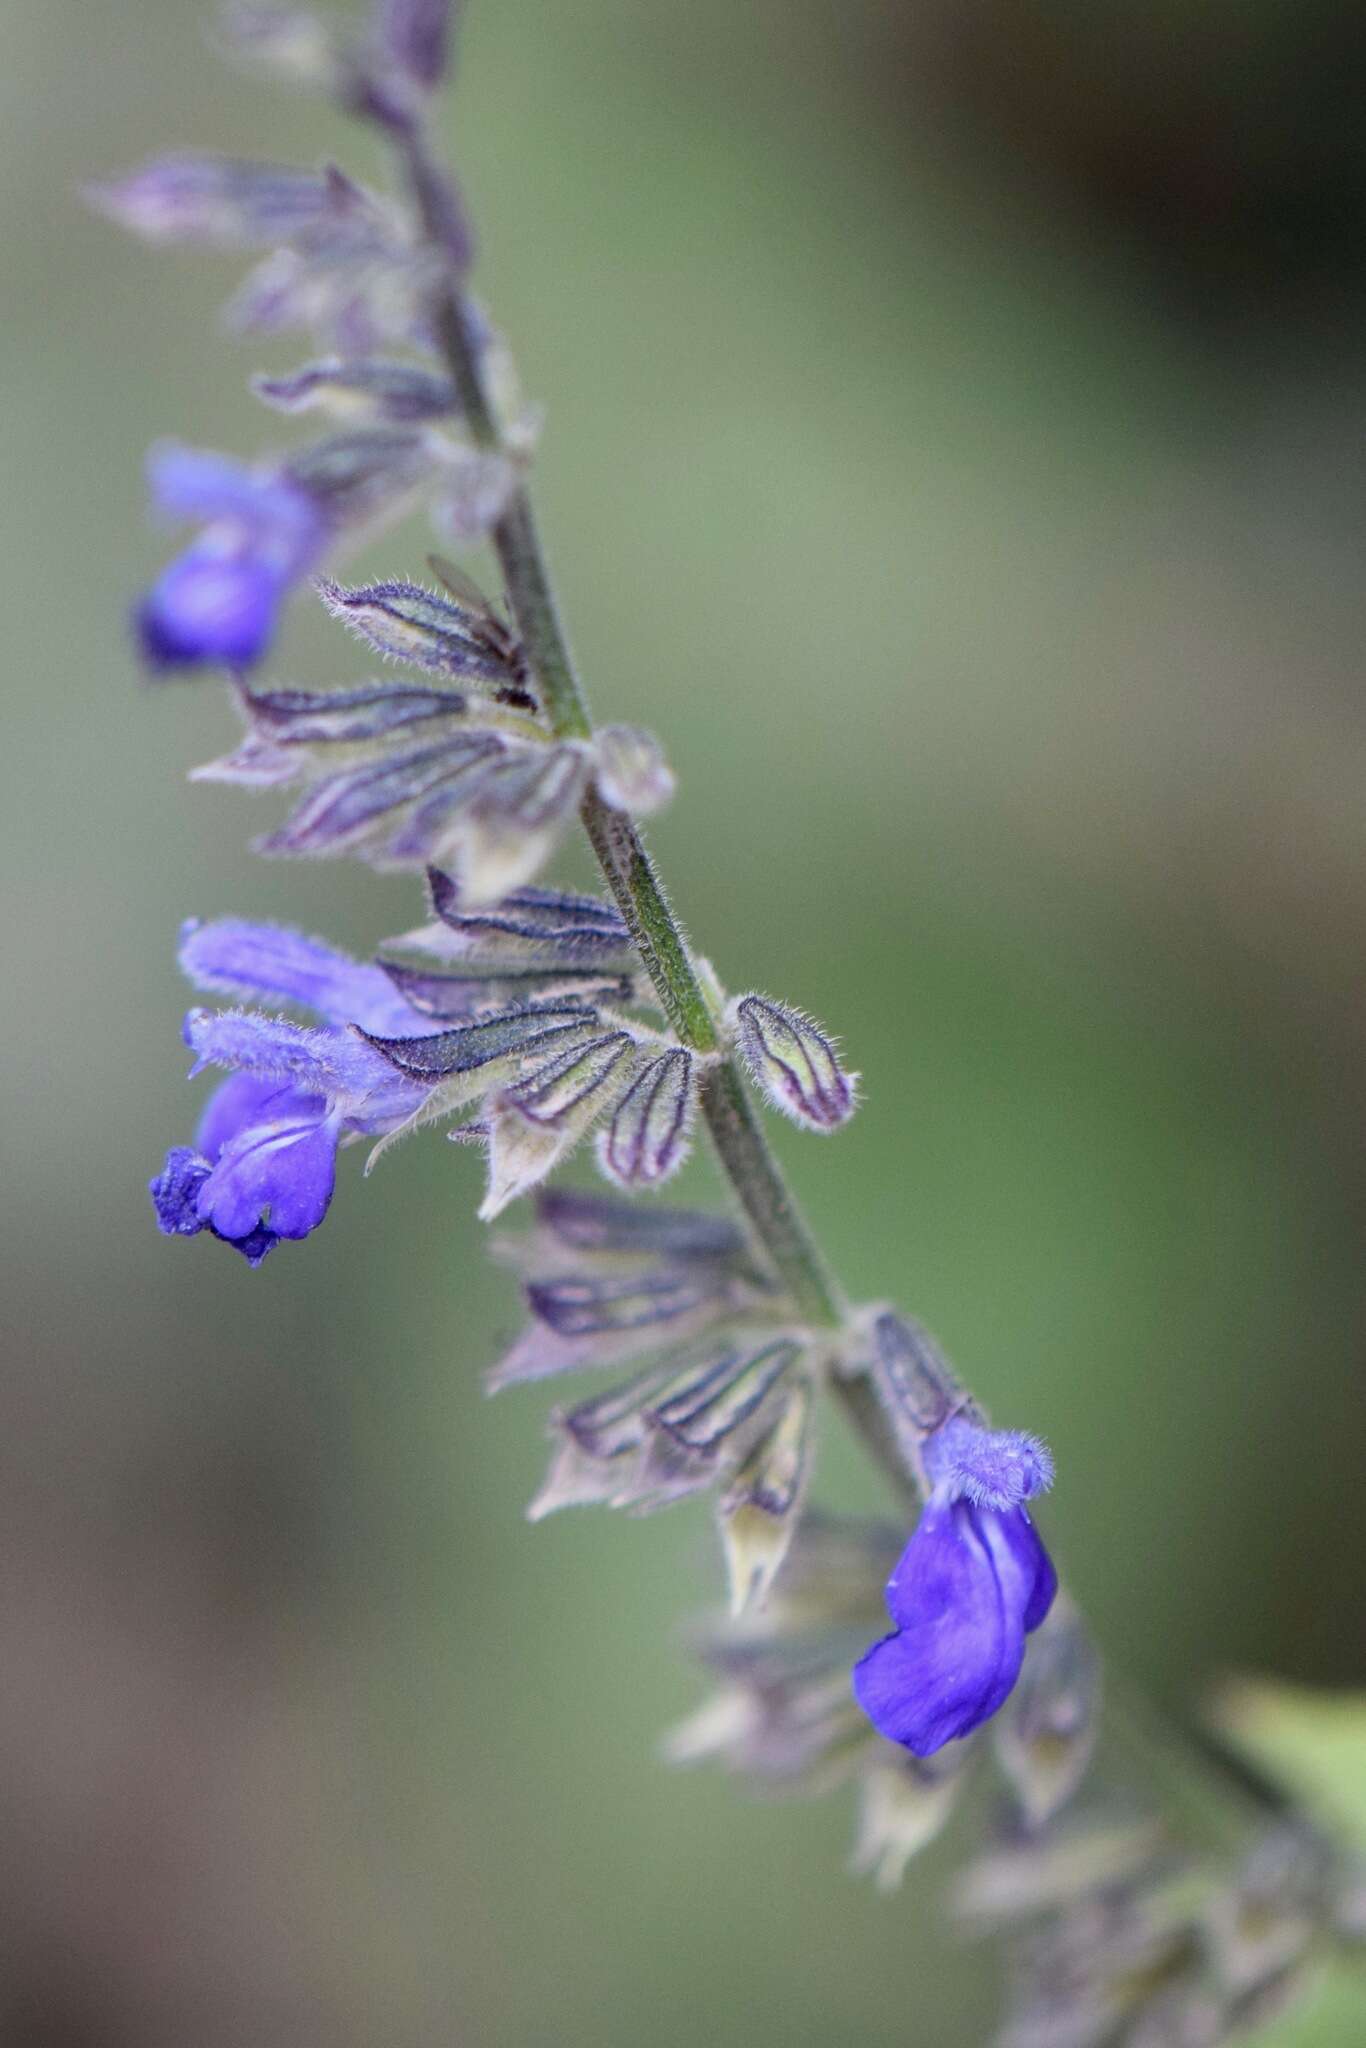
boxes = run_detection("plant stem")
[389,117,922,1503]
[397,130,864,1342]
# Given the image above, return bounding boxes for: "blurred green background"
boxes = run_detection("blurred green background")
[3,0,1366,2039]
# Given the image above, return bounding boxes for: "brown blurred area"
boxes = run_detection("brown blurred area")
[3,0,1366,2041]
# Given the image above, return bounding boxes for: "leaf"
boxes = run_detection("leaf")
[1214,1678,1366,1847]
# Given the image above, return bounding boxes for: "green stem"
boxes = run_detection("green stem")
[397,134,856,1323]
[390,117,917,1500]
[577,788,716,1051]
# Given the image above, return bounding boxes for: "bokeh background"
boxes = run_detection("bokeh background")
[4,0,1366,2040]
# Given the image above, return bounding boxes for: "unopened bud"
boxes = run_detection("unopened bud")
[257,358,457,423]
[729,994,856,1132]
[597,1046,696,1187]
[318,575,519,686]
[594,724,675,817]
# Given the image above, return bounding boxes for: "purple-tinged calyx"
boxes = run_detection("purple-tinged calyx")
[730,994,857,1132]
[486,1189,759,1393]
[317,575,525,691]
[417,871,631,964]
[852,1417,1057,1757]
[597,1046,696,1188]
[253,359,458,425]
[921,1417,1054,1512]
[593,725,675,817]
[375,0,455,91]
[88,153,352,246]
[194,580,586,896]
[528,1331,810,1522]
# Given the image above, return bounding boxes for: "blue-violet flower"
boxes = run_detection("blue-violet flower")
[852,1421,1057,1756]
[136,442,325,671]
[149,918,434,1261]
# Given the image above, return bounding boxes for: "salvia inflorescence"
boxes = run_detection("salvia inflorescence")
[98,4,1361,2038]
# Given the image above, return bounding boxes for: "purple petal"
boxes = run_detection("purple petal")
[179,918,425,1035]
[147,443,320,543]
[149,1141,280,1265]
[993,1506,1058,1635]
[198,1109,340,1240]
[150,1146,212,1236]
[185,1008,421,1122]
[195,1072,312,1161]
[137,545,288,672]
[220,1219,280,1266]
[854,1499,1031,1756]
[379,0,453,89]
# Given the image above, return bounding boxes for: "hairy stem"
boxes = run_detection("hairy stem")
[393,123,894,1410]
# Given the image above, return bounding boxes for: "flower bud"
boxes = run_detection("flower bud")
[362,1000,599,1086]
[88,153,342,245]
[487,1196,754,1391]
[526,1270,719,1341]
[506,1031,633,1129]
[597,1047,696,1188]
[729,995,856,1132]
[593,724,675,817]
[241,676,472,747]
[532,1186,742,1263]
[319,575,520,683]
[648,1335,803,1464]
[864,1309,967,1482]
[476,1031,635,1218]
[527,1362,677,1518]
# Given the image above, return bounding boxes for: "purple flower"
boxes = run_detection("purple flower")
[150,919,434,1262]
[136,443,325,672]
[852,1423,1057,1757]
[377,0,455,92]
